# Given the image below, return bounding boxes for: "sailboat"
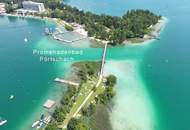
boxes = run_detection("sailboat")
[0,117,7,126]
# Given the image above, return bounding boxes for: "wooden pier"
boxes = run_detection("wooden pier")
[55,78,79,86]
[100,43,108,76]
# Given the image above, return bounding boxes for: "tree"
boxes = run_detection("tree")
[105,75,117,87]
[5,4,14,13]
[45,122,57,130]
[65,24,74,31]
[67,118,89,130]
[82,103,96,117]
[75,122,88,130]
[52,107,66,122]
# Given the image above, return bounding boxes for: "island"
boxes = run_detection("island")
[45,61,117,130]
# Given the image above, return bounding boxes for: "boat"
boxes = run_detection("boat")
[24,38,28,42]
[0,117,7,126]
[9,95,14,100]
[36,121,45,129]
[32,120,40,128]
[32,114,51,129]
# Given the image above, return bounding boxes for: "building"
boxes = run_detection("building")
[22,1,45,13]
[0,3,6,14]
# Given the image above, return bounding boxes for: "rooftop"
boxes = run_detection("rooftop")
[23,1,44,5]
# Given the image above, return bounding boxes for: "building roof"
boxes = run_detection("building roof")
[23,1,44,5]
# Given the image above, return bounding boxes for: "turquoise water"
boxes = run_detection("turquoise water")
[0,0,190,130]
[0,16,151,130]
[65,0,190,130]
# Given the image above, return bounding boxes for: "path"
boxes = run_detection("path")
[61,43,108,129]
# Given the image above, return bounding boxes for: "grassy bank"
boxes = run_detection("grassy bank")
[45,61,117,130]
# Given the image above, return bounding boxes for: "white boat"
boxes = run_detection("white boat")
[32,120,40,128]
[36,122,44,129]
[24,38,28,42]
[9,95,14,100]
[0,119,7,126]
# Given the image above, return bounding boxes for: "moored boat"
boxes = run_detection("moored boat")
[32,120,40,128]
[0,117,7,126]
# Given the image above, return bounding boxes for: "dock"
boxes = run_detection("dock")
[55,78,79,86]
[100,43,108,76]
[43,99,55,109]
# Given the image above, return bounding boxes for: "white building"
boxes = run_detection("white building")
[22,1,45,13]
[0,3,6,14]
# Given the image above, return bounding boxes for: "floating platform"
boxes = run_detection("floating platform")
[43,99,55,109]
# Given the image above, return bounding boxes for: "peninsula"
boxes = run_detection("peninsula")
[45,43,117,130]
[2,0,164,46]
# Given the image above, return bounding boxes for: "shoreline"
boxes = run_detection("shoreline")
[90,16,168,48]
[129,16,168,44]
[2,13,168,48]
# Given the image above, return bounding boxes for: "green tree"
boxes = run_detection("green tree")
[105,75,117,87]
[5,4,14,13]
[67,118,89,130]
[82,103,96,117]
[52,107,66,122]
[45,122,57,130]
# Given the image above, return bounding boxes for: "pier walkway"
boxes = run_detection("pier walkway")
[54,78,79,86]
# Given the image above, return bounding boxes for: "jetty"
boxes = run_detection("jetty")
[100,42,108,76]
[55,78,79,86]
[43,99,55,109]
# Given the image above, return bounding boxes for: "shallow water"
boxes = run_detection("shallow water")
[104,60,158,130]
[1,0,190,129]
[65,0,190,130]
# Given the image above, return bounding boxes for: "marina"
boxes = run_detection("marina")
[32,114,51,129]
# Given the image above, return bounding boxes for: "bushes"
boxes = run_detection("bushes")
[67,118,89,130]
[105,75,117,87]
[52,87,78,122]
[82,103,96,117]
[45,122,57,130]
[64,24,74,31]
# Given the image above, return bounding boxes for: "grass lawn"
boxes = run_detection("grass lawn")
[60,76,103,128]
